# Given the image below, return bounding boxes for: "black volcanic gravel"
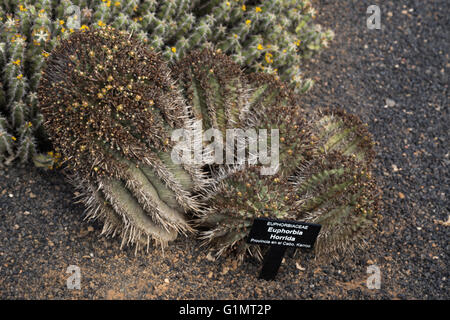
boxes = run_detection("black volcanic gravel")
[0,0,448,299]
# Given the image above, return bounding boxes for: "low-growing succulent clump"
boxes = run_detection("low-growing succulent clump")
[194,70,315,260]
[0,0,332,167]
[290,151,380,257]
[38,28,210,250]
[194,67,381,261]
[294,107,381,257]
[2,2,380,264]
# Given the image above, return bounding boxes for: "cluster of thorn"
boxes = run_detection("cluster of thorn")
[193,70,381,262]
[38,27,185,180]
[0,0,332,167]
[38,27,212,251]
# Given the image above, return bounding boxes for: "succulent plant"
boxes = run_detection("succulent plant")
[37,27,210,250]
[196,71,381,261]
[0,115,15,165]
[184,69,313,259]
[173,48,253,170]
[174,49,249,137]
[290,151,380,258]
[1,0,332,167]
[0,0,74,166]
[173,49,317,168]
[90,0,333,92]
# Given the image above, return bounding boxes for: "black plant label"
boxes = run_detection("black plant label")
[247,218,321,281]
[247,218,321,249]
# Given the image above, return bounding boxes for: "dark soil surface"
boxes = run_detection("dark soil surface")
[0,0,448,299]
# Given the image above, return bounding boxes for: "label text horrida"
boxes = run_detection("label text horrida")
[269,234,295,241]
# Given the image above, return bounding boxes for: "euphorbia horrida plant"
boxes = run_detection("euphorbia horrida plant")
[38,27,209,251]
[182,54,382,261]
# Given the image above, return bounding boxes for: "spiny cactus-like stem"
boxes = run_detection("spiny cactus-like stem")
[290,150,380,258]
[38,28,208,250]
[0,116,14,165]
[175,49,250,137]
[310,107,376,164]
[197,70,380,262]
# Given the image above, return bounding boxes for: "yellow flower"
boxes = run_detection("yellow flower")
[255,7,262,13]
[19,5,27,12]
[42,52,50,58]
[59,20,64,25]
[80,25,89,32]
[12,59,21,65]
[98,20,106,27]
[265,52,273,64]
[295,39,301,46]
[11,34,25,43]
[226,1,230,6]
[171,47,176,53]
[245,19,251,25]
[257,44,263,50]
[241,5,246,11]
[16,74,23,80]
[11,136,16,141]
[114,1,121,6]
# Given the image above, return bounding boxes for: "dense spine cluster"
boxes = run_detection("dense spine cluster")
[0,0,331,167]
[185,54,381,261]
[0,0,74,166]
[174,49,250,137]
[38,28,209,250]
[194,68,316,260]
